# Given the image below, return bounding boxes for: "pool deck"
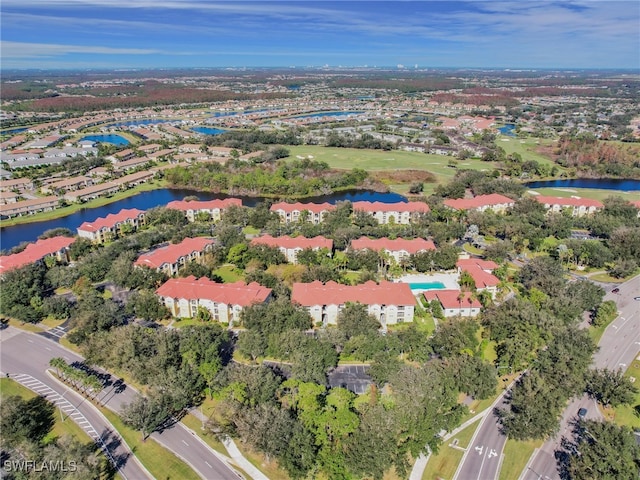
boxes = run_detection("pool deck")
[397,272,460,292]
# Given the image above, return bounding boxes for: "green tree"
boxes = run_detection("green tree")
[337,303,381,339]
[587,369,638,407]
[122,392,171,441]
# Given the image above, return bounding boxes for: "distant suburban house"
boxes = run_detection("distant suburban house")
[456,258,500,299]
[532,195,604,217]
[135,237,215,276]
[77,208,146,243]
[423,290,482,317]
[291,280,416,328]
[250,235,333,263]
[0,236,75,275]
[41,176,93,195]
[156,276,272,324]
[443,194,515,213]
[0,196,59,219]
[349,236,436,263]
[352,201,430,225]
[166,198,242,222]
[270,201,336,224]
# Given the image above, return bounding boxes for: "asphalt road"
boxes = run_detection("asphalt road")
[521,274,640,480]
[0,328,241,480]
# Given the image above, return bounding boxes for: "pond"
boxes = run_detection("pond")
[80,134,130,146]
[0,188,407,251]
[526,178,640,191]
[191,127,227,135]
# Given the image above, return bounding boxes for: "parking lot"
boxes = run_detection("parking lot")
[328,364,372,395]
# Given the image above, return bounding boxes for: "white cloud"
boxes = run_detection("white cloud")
[0,41,160,58]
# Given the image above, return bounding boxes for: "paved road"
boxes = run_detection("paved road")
[521,274,640,480]
[0,328,242,480]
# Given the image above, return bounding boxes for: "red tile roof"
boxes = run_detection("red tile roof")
[352,201,430,213]
[251,235,333,250]
[135,237,215,269]
[632,200,640,209]
[457,258,499,271]
[156,276,271,306]
[457,259,500,288]
[350,236,436,254]
[269,201,335,214]
[166,198,242,211]
[78,208,145,233]
[443,194,514,210]
[291,280,416,307]
[533,196,604,208]
[0,236,75,274]
[423,290,482,309]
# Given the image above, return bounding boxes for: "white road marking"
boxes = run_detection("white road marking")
[205,461,212,468]
[182,440,189,446]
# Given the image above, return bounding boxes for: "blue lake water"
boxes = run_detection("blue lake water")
[0,188,406,251]
[1,127,28,135]
[498,124,516,136]
[409,282,445,291]
[80,134,130,146]
[191,127,227,135]
[292,111,365,120]
[526,178,640,191]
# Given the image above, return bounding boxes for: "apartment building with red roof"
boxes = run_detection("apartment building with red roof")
[351,201,430,225]
[443,193,515,213]
[423,290,482,318]
[135,237,215,276]
[156,276,272,324]
[77,208,146,243]
[0,236,75,275]
[532,195,604,217]
[291,280,415,327]
[250,235,333,263]
[166,198,242,222]
[270,201,336,225]
[350,237,436,263]
[456,258,500,298]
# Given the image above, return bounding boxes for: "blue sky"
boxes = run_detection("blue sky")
[1,1,638,70]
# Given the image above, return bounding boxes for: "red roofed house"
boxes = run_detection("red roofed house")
[533,196,603,217]
[632,200,640,217]
[250,235,333,263]
[350,237,436,263]
[456,258,500,299]
[77,208,146,243]
[0,236,75,275]
[166,198,242,222]
[270,202,336,225]
[443,194,515,213]
[156,276,272,324]
[352,201,430,225]
[423,290,482,317]
[291,280,415,328]
[135,237,215,276]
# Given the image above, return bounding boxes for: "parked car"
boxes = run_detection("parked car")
[578,407,588,419]
[612,287,620,294]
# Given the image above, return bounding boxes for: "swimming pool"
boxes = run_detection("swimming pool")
[409,281,445,291]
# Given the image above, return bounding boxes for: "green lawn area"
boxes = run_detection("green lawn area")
[462,242,484,256]
[588,312,617,344]
[422,420,480,480]
[0,179,168,228]
[499,438,543,480]
[286,145,497,184]
[588,271,638,283]
[98,405,200,480]
[5,318,44,333]
[527,187,640,203]
[606,352,640,429]
[0,378,96,453]
[213,264,244,283]
[242,226,261,235]
[497,136,557,167]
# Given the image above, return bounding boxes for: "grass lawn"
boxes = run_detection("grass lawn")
[588,271,637,283]
[0,179,167,228]
[499,438,543,480]
[40,317,66,329]
[412,312,437,336]
[242,226,261,235]
[58,336,83,354]
[462,242,484,256]
[240,445,292,480]
[98,405,200,480]
[213,264,244,283]
[286,145,497,185]
[603,352,640,429]
[0,378,94,448]
[588,313,617,344]
[5,318,44,333]
[422,421,480,480]
[497,137,557,167]
[527,186,640,203]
